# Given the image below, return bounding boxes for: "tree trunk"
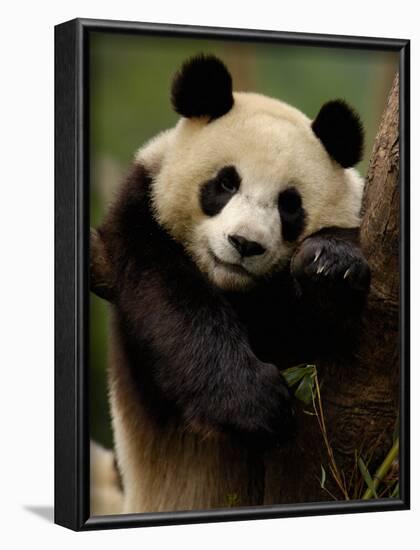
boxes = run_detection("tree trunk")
[90,74,400,504]
[264,73,400,503]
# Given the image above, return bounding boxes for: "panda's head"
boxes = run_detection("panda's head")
[138,55,365,291]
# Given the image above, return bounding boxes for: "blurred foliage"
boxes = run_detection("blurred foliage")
[89,31,398,448]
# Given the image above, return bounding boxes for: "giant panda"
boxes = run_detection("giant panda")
[94,54,371,514]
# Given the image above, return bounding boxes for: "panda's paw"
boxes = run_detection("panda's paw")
[230,362,296,449]
[291,234,371,297]
[187,362,295,449]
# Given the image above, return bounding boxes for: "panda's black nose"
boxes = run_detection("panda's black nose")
[228,234,266,257]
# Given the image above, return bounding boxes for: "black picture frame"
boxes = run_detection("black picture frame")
[54,17,410,531]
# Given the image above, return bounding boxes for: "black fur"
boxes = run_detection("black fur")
[100,165,370,449]
[278,187,306,242]
[312,100,364,168]
[200,166,240,217]
[171,54,234,120]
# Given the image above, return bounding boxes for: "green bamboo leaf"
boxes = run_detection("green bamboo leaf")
[358,457,378,498]
[281,366,308,387]
[320,465,326,489]
[282,365,315,388]
[294,372,315,405]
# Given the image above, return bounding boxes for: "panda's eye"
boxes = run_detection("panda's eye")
[220,177,238,194]
[200,166,241,217]
[278,187,306,242]
[278,187,302,215]
[217,166,240,194]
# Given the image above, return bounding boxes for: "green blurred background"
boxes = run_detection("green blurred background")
[89,31,399,449]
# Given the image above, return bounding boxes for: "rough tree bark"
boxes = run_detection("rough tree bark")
[264,73,400,503]
[90,74,400,504]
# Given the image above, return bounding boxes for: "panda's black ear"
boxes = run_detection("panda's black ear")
[171,54,234,120]
[312,100,364,168]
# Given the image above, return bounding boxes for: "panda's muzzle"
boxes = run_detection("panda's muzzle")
[208,248,254,278]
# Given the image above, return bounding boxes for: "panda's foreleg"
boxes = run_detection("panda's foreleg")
[290,226,370,350]
[117,260,295,447]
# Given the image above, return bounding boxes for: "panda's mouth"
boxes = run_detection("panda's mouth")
[208,249,253,278]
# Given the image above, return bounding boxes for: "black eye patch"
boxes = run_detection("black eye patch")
[200,166,241,217]
[278,187,306,241]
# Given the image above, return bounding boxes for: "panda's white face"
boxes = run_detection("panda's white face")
[193,163,300,290]
[139,91,364,291]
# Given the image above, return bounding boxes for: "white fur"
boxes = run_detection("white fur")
[136,92,364,290]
